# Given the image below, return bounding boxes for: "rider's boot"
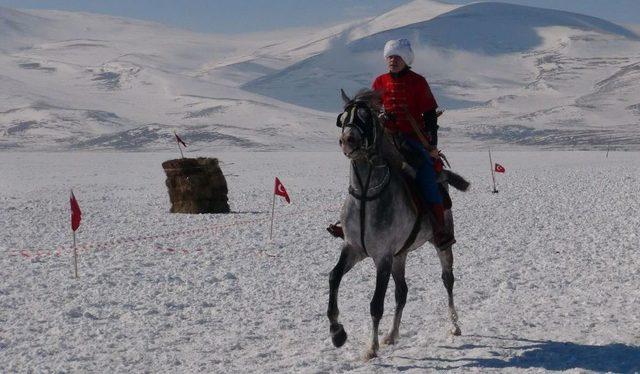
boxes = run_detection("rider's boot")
[431,203,456,250]
[327,221,344,239]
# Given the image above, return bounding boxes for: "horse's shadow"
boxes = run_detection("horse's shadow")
[384,335,640,373]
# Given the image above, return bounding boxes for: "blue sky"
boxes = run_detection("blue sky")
[1,0,639,34]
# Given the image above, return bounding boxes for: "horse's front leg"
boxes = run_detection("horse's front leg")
[383,253,407,345]
[437,247,461,336]
[365,255,392,360]
[328,244,363,348]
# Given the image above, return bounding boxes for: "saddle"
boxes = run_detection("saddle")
[402,164,453,215]
[380,131,449,202]
[400,159,453,215]
[327,132,461,242]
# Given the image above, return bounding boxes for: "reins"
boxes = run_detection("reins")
[340,99,421,257]
[342,102,390,255]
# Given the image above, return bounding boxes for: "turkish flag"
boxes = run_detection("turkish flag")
[274,177,290,203]
[70,190,82,231]
[175,132,187,147]
[495,163,506,173]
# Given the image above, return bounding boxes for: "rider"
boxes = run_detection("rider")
[375,38,454,249]
[328,38,455,250]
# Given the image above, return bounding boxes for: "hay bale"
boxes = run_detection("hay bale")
[161,157,230,214]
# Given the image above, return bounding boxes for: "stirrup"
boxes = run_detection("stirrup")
[327,223,344,239]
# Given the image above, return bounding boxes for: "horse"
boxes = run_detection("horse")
[327,89,469,360]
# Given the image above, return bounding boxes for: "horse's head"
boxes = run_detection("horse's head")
[336,89,382,160]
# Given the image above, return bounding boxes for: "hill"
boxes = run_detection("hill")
[1,1,639,150]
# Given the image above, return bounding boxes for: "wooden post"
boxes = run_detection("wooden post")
[269,191,276,240]
[177,140,184,159]
[73,231,78,279]
[489,148,498,193]
[174,131,184,159]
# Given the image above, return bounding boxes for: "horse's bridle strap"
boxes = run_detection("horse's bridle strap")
[348,166,390,201]
[340,104,378,155]
[348,185,386,202]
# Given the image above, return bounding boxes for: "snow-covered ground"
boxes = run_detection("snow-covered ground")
[1,150,638,373]
[1,1,640,371]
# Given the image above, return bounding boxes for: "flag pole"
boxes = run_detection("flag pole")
[174,131,184,159]
[489,148,498,193]
[73,231,78,279]
[269,191,276,240]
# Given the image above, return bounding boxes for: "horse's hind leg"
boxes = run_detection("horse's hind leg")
[382,253,407,346]
[365,255,392,360]
[327,244,364,348]
[438,247,461,336]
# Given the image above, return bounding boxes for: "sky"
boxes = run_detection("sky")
[0,0,639,34]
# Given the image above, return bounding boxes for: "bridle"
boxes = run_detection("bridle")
[335,95,424,257]
[337,100,381,159]
[337,100,391,255]
[336,100,389,199]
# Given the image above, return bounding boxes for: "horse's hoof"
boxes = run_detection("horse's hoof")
[364,349,378,361]
[451,326,461,336]
[330,323,347,347]
[382,334,398,345]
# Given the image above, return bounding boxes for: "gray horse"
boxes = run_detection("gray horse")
[327,89,469,360]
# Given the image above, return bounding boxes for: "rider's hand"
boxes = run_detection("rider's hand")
[429,147,440,158]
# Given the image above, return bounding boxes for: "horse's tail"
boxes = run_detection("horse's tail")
[442,170,470,192]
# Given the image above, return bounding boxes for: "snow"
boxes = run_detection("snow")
[2,2,640,150]
[1,150,639,372]
[1,2,640,369]
[0,5,337,151]
[247,5,640,148]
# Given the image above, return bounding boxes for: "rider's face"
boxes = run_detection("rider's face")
[386,55,406,73]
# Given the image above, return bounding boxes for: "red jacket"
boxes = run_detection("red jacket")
[372,69,438,137]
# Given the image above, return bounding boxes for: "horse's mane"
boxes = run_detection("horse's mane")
[345,89,381,110]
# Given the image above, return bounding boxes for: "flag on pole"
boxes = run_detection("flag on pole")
[488,148,498,193]
[274,177,290,203]
[175,132,187,147]
[70,190,82,231]
[494,163,506,173]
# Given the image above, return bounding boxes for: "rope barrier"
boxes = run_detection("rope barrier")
[7,203,342,260]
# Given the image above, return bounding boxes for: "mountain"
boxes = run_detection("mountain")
[244,2,640,149]
[197,0,457,87]
[1,1,640,150]
[0,6,335,151]
[350,2,638,55]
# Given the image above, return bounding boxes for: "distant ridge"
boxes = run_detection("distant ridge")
[350,2,639,55]
[1,2,640,150]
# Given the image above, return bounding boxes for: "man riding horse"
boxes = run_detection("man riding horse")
[328,38,455,250]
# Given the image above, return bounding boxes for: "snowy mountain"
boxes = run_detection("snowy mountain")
[245,2,640,149]
[0,6,335,151]
[1,1,640,150]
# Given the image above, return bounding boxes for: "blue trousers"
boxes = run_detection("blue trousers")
[405,138,443,205]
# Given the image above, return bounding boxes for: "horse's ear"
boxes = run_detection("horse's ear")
[340,89,351,105]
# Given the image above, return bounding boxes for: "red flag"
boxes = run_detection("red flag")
[70,190,82,231]
[274,177,290,203]
[175,132,187,147]
[495,163,505,173]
